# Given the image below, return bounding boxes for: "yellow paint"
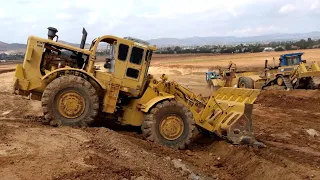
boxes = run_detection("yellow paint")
[160,115,184,140]
[42,68,107,89]
[57,91,85,119]
[140,94,175,113]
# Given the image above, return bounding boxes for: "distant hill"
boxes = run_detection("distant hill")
[147,31,320,46]
[0,41,26,53]
[2,31,320,53]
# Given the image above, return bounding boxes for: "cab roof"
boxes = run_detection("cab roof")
[95,35,157,51]
[280,52,304,58]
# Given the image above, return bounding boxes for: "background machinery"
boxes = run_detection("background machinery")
[207,53,320,90]
[262,52,320,90]
[13,27,262,149]
[206,61,262,90]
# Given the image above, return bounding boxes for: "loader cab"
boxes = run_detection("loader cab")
[206,71,219,82]
[279,53,304,67]
[91,35,156,97]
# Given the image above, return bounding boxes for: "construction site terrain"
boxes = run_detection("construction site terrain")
[0,50,319,180]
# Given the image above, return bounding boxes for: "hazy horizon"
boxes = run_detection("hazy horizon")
[1,0,320,43]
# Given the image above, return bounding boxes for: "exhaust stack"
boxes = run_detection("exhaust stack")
[80,28,87,49]
[77,28,87,69]
[47,27,58,41]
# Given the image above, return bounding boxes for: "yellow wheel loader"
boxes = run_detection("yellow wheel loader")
[13,27,263,149]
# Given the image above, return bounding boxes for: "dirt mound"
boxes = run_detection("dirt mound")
[0,92,42,118]
[0,64,16,75]
[256,90,320,112]
[0,124,11,141]
[55,128,205,180]
[0,72,15,93]
[251,90,320,178]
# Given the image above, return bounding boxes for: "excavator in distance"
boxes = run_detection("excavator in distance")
[13,27,263,149]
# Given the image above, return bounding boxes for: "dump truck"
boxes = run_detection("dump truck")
[13,27,262,149]
[207,53,320,90]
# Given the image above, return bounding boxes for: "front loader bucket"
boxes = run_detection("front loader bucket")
[222,104,254,144]
[201,88,263,146]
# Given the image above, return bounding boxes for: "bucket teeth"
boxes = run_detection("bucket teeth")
[239,136,266,148]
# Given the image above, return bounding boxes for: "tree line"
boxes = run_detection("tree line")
[0,53,24,60]
[155,38,320,54]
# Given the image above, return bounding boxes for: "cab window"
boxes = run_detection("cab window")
[118,44,129,61]
[286,56,300,66]
[126,68,139,79]
[130,47,144,65]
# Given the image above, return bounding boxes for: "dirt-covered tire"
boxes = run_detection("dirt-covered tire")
[41,75,99,127]
[238,77,254,89]
[141,100,196,149]
[306,78,316,90]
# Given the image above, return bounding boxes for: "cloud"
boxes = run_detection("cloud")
[310,0,320,10]
[21,15,37,23]
[0,8,4,18]
[87,12,100,25]
[1,0,320,44]
[60,1,71,9]
[279,4,296,14]
[55,13,73,20]
[228,25,277,36]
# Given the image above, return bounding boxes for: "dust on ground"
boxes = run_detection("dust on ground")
[1,54,320,180]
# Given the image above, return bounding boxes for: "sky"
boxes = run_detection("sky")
[1,0,320,43]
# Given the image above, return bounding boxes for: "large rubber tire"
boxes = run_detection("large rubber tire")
[238,77,254,89]
[41,75,99,127]
[306,78,316,90]
[141,100,196,149]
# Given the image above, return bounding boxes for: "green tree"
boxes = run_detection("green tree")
[275,47,285,51]
[174,46,182,52]
[285,44,292,50]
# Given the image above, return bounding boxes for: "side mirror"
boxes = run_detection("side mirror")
[104,59,111,69]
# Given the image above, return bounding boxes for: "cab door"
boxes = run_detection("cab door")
[122,45,146,96]
[113,43,130,79]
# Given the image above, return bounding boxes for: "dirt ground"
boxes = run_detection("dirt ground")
[152,49,320,69]
[0,52,320,180]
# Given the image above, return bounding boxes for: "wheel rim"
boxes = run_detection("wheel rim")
[57,91,86,119]
[160,115,184,141]
[277,78,283,86]
[240,83,245,88]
